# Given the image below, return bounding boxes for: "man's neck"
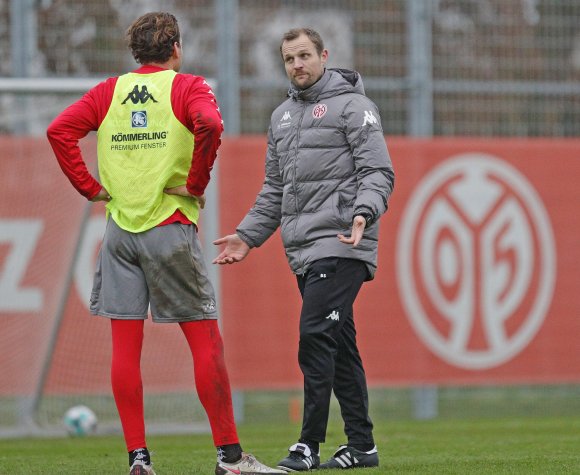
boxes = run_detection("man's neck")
[145,59,177,71]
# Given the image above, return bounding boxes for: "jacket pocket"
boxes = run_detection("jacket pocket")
[335,188,356,225]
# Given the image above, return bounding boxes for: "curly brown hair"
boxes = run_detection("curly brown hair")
[126,12,180,64]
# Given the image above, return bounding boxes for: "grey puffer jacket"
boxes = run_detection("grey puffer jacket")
[237,68,395,278]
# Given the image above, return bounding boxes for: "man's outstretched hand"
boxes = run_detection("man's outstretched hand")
[213,234,251,264]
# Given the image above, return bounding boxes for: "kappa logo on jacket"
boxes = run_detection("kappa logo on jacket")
[121,85,158,105]
[362,110,378,126]
[278,110,292,129]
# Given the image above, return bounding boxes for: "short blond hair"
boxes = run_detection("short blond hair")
[280,28,325,57]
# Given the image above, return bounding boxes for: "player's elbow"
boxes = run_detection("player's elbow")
[195,114,223,137]
[46,118,63,144]
[46,121,56,141]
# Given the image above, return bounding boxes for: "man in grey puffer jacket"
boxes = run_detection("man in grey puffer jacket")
[214,28,394,471]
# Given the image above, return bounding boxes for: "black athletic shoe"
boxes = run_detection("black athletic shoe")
[277,443,320,472]
[319,445,379,470]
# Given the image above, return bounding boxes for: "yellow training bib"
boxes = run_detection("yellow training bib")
[97,70,197,233]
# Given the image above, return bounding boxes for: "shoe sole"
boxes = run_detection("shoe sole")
[319,461,378,470]
[217,467,288,475]
[319,464,377,469]
[277,466,318,472]
[277,466,299,472]
[130,467,155,475]
[218,472,288,475]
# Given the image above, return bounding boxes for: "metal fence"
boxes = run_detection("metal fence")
[1,0,580,436]
[1,0,579,137]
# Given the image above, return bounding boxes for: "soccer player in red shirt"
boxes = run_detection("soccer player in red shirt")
[47,11,285,475]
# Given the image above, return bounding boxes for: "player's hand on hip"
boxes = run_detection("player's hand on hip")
[91,187,111,202]
[164,185,206,209]
[212,234,250,264]
[337,215,367,247]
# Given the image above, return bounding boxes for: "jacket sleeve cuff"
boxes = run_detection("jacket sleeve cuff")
[236,229,257,249]
[353,207,375,226]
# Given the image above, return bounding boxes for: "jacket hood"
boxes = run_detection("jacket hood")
[288,68,365,102]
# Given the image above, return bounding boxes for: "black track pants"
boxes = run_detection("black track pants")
[296,257,375,446]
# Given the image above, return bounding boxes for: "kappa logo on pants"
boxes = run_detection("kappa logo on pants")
[326,310,340,321]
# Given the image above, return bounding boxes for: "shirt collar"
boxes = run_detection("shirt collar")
[132,65,170,74]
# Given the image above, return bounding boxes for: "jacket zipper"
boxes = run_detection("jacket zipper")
[293,100,307,272]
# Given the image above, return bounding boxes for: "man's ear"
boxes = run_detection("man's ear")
[321,49,329,66]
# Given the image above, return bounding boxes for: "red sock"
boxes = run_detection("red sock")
[179,320,239,446]
[110,319,146,452]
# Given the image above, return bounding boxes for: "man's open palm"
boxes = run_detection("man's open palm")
[213,234,250,264]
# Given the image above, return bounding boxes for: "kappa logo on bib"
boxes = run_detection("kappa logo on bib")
[122,85,158,105]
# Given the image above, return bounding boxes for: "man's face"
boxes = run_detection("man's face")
[281,34,328,90]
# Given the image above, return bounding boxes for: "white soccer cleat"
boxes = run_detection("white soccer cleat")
[215,452,287,474]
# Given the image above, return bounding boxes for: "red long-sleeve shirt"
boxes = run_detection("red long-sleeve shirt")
[47,65,223,224]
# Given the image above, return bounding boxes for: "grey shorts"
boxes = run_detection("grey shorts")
[90,218,218,323]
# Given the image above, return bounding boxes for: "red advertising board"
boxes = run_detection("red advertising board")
[219,137,580,388]
[1,136,579,397]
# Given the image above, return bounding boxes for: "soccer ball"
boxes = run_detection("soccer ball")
[63,405,98,436]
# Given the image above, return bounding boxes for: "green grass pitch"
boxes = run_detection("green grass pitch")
[1,417,580,474]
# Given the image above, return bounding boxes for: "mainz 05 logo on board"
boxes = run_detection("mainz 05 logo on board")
[396,153,556,370]
[122,85,158,105]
